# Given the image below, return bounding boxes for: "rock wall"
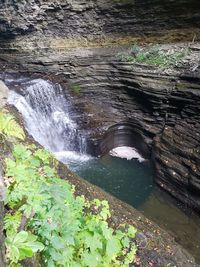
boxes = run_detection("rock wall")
[75,51,200,213]
[0,0,200,264]
[154,83,200,211]
[0,44,199,213]
[0,0,200,49]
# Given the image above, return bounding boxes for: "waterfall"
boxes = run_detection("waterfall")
[8,78,91,165]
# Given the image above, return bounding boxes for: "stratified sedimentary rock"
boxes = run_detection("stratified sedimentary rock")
[1,44,199,214]
[0,0,200,50]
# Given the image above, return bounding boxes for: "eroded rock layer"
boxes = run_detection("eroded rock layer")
[0,0,200,50]
[0,44,199,213]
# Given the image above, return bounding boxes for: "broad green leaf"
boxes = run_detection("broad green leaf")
[101,222,113,240]
[106,238,121,258]
[51,236,65,250]
[47,259,56,267]
[82,251,101,267]
[13,231,28,244]
[122,236,130,248]
[43,166,55,178]
[10,245,20,261]
[72,263,82,267]
[30,157,41,167]
[50,248,63,262]
[26,241,44,252]
[34,149,51,164]
[19,246,33,260]
[4,143,137,266]
[13,145,32,160]
[85,234,102,253]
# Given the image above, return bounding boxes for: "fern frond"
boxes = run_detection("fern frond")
[0,112,25,140]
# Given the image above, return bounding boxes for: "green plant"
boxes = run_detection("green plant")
[5,230,44,267]
[71,84,81,94]
[4,144,137,266]
[0,111,25,140]
[118,44,191,69]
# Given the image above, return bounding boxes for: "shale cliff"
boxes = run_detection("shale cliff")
[1,43,200,214]
[0,0,200,50]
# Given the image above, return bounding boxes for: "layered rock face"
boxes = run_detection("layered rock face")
[0,44,200,212]
[0,0,200,212]
[0,0,200,48]
[73,51,200,213]
[154,78,200,211]
[0,1,200,265]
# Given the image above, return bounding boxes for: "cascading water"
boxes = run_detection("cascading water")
[8,78,91,166]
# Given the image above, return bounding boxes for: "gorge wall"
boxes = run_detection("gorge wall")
[0,0,200,50]
[0,1,200,266]
[0,44,200,213]
[0,0,200,212]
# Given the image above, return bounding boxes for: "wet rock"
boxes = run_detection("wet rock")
[146,250,165,266]
[0,80,9,108]
[136,232,148,249]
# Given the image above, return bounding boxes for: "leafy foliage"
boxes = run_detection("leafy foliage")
[0,111,25,140]
[4,144,137,266]
[118,44,191,69]
[5,230,44,266]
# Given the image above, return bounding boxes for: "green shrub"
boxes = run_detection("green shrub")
[4,143,137,267]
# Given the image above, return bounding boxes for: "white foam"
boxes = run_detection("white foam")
[54,151,93,164]
[109,146,145,162]
[52,111,76,128]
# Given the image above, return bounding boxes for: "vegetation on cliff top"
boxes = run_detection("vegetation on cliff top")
[118,44,191,69]
[1,110,137,267]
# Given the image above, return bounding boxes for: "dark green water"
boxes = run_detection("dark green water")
[73,155,154,209]
[70,154,200,263]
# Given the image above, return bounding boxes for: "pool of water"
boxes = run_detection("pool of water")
[69,154,200,263]
[72,154,154,208]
